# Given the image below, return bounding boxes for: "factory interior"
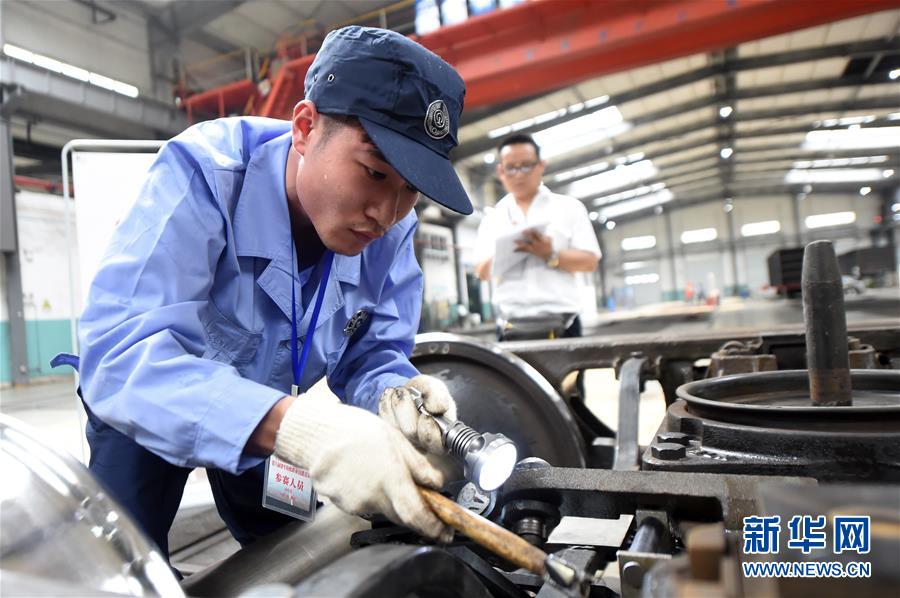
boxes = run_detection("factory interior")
[1,1,899,596]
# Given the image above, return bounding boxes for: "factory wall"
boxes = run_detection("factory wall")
[601,191,884,308]
[1,191,77,384]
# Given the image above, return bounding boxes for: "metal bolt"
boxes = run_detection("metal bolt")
[655,431,690,446]
[651,442,686,461]
[622,560,644,587]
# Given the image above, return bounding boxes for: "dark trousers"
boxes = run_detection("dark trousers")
[83,404,294,559]
[496,314,582,341]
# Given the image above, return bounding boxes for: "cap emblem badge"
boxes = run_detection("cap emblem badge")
[424,100,450,140]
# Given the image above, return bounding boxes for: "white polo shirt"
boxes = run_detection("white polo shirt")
[475,185,601,318]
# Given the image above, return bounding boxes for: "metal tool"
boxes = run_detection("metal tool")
[409,387,518,491]
[418,487,590,597]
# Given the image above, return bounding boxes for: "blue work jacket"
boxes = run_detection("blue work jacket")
[78,117,422,475]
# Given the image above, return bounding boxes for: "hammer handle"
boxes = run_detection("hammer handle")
[419,487,547,575]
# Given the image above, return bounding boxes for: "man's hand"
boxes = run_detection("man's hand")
[274,397,453,542]
[514,228,553,260]
[379,375,457,455]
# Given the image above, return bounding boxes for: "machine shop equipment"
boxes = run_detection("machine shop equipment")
[3,240,898,597]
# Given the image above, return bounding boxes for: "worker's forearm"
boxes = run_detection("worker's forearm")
[246,395,296,455]
[558,250,599,273]
[475,258,492,281]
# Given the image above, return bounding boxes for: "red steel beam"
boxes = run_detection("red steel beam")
[181,79,258,122]
[14,175,64,194]
[424,0,898,109]
[192,0,897,120]
[258,55,314,119]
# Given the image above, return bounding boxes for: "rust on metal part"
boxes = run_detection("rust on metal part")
[419,487,548,575]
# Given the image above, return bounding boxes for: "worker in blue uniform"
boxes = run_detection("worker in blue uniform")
[70,26,473,559]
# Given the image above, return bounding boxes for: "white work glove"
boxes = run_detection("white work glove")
[379,374,457,455]
[274,397,453,542]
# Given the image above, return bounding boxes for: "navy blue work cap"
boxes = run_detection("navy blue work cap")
[305,26,472,215]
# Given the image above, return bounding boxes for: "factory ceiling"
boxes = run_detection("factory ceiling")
[6,0,899,224]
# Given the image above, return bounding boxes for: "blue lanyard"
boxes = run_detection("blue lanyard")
[291,249,334,395]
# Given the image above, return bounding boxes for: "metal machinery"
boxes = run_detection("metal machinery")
[3,241,898,597]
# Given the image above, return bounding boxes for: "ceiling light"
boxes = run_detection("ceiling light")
[567,159,657,199]
[623,261,647,271]
[891,203,900,213]
[605,220,616,230]
[598,188,674,220]
[589,211,600,221]
[741,220,781,237]
[883,169,895,178]
[889,69,900,80]
[487,95,612,139]
[719,105,733,118]
[785,168,883,184]
[859,186,871,196]
[720,147,733,159]
[3,42,137,97]
[533,106,630,159]
[621,235,656,251]
[483,152,495,164]
[680,228,718,244]
[805,211,856,229]
[792,156,888,169]
[625,273,660,285]
[803,127,900,150]
[583,95,610,109]
[554,161,609,183]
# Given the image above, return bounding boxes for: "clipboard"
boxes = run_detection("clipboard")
[492,221,548,278]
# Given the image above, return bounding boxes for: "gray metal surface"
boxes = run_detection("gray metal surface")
[648,369,900,481]
[411,333,586,468]
[613,357,645,471]
[181,506,370,597]
[499,466,815,530]
[503,320,900,392]
[676,369,900,417]
[0,414,183,596]
[292,544,494,598]
[802,241,852,405]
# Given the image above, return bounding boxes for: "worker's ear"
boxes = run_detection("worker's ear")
[291,100,319,156]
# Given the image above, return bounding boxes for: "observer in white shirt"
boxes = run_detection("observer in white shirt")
[475,134,601,329]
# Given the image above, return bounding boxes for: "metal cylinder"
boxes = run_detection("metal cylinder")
[802,240,852,406]
[629,519,663,554]
[445,422,482,457]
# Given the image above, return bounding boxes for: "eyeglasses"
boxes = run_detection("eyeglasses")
[501,162,539,175]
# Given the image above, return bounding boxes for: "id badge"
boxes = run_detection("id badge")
[262,455,316,522]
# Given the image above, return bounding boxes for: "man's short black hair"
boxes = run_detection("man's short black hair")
[498,134,541,159]
[319,113,361,146]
